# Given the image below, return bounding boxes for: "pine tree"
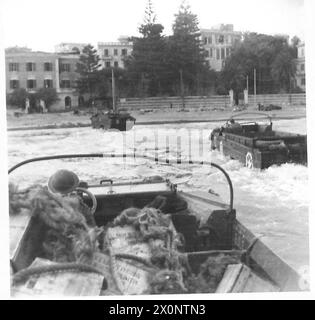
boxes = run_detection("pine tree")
[168,0,209,95]
[142,0,156,29]
[125,0,168,96]
[172,0,199,36]
[76,44,101,104]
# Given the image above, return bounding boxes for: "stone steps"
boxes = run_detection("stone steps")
[118,94,306,110]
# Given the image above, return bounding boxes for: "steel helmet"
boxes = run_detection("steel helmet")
[48,169,79,194]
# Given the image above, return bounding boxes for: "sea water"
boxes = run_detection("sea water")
[7,118,308,272]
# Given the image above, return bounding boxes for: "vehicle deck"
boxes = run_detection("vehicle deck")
[9,153,305,295]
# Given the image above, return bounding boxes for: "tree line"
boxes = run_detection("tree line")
[76,1,217,105]
[7,0,303,110]
[6,87,58,112]
[76,0,302,107]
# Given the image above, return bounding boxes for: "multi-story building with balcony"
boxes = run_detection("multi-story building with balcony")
[200,24,242,71]
[56,54,81,109]
[295,42,305,92]
[97,36,133,69]
[5,47,81,110]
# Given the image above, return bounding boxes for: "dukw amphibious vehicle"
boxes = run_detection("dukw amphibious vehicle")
[210,112,307,169]
[9,153,306,296]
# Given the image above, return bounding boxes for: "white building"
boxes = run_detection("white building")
[97,36,133,69]
[200,24,242,72]
[295,42,305,91]
[6,48,81,111]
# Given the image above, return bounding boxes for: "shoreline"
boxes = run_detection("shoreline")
[7,109,306,132]
[7,115,307,132]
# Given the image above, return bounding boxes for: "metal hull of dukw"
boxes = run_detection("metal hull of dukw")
[91,113,135,131]
[210,112,307,169]
[9,154,305,296]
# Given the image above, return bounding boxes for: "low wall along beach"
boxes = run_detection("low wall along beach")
[118,94,306,110]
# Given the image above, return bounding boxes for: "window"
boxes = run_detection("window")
[208,36,212,44]
[301,64,305,72]
[221,48,225,59]
[205,50,209,58]
[218,35,224,44]
[226,48,231,57]
[114,61,119,68]
[204,37,208,45]
[27,79,36,89]
[60,80,71,88]
[104,49,109,57]
[60,63,70,72]
[44,79,53,88]
[105,61,111,68]
[216,49,220,60]
[26,62,36,71]
[114,49,118,56]
[121,49,127,56]
[209,48,213,58]
[301,78,306,86]
[9,80,19,89]
[9,63,19,72]
[44,62,53,71]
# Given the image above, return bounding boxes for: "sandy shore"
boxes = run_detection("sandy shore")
[6,107,306,131]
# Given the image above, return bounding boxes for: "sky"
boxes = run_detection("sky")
[0,0,307,52]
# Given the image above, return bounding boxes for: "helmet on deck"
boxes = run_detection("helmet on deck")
[48,169,79,194]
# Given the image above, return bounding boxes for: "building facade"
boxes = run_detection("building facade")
[295,42,305,92]
[97,36,133,69]
[200,24,242,72]
[55,54,81,110]
[5,48,81,111]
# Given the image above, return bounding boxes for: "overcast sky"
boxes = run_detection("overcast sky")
[1,0,306,52]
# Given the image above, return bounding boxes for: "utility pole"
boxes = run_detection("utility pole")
[289,76,292,105]
[244,75,249,106]
[254,68,257,107]
[112,68,116,112]
[179,69,185,109]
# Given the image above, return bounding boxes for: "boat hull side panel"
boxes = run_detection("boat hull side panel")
[233,220,303,292]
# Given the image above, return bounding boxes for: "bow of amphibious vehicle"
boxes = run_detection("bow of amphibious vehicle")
[9,154,304,296]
